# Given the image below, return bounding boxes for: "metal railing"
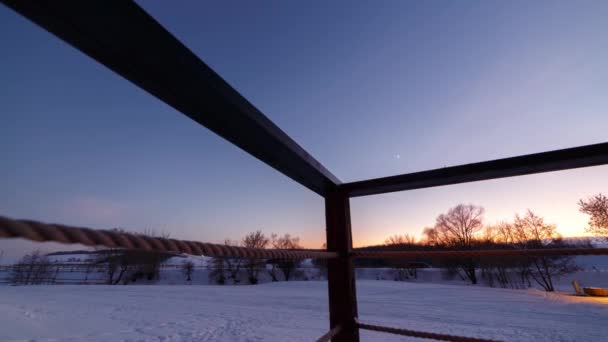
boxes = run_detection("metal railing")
[2,1,608,340]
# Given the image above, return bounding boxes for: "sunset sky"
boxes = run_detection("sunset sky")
[1,1,607,258]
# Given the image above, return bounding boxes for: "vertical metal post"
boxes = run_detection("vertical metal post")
[325,188,359,341]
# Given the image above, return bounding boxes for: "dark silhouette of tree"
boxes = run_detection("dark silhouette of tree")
[10,250,54,285]
[97,229,172,285]
[421,226,439,246]
[423,204,484,284]
[579,193,608,240]
[384,234,416,246]
[182,260,194,282]
[434,204,484,246]
[242,231,269,284]
[268,233,302,281]
[479,223,527,288]
[384,234,419,280]
[210,239,242,284]
[100,249,170,285]
[512,210,581,292]
[209,256,227,285]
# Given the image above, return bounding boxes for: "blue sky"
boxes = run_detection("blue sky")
[1,1,607,258]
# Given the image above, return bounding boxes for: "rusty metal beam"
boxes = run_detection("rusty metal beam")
[343,142,608,197]
[325,189,359,341]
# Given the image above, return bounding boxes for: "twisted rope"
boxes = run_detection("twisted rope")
[352,247,608,259]
[355,319,502,342]
[0,216,338,260]
[315,325,342,342]
[3,216,606,260]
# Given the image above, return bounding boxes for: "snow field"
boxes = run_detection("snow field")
[1,280,607,341]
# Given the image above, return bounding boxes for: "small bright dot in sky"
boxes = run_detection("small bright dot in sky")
[395,154,401,160]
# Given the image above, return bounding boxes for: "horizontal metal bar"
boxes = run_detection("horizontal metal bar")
[356,318,501,342]
[0,0,339,196]
[343,142,608,197]
[351,247,608,259]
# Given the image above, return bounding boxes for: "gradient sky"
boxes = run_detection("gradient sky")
[1,1,607,259]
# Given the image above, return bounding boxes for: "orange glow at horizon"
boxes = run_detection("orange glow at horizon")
[349,165,608,248]
[351,212,593,248]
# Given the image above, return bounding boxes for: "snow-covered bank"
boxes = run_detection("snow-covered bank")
[0,281,606,341]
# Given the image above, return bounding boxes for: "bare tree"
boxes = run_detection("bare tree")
[479,223,526,289]
[182,260,195,282]
[488,221,517,244]
[421,226,439,246]
[141,228,171,240]
[242,231,269,284]
[434,204,484,247]
[82,258,95,285]
[94,228,172,285]
[424,204,484,284]
[267,260,280,282]
[513,210,581,291]
[385,234,416,246]
[384,233,419,280]
[97,230,173,285]
[210,239,242,284]
[10,250,54,285]
[129,229,171,283]
[103,252,119,284]
[268,234,302,281]
[209,257,227,285]
[99,250,131,285]
[579,193,608,240]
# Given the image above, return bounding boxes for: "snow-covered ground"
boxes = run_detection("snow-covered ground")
[0,281,606,341]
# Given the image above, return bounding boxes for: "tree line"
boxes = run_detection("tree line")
[373,192,608,292]
[6,192,606,288]
[5,230,308,286]
[7,229,176,285]
[209,232,304,285]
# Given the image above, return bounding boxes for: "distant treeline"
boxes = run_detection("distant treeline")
[355,201,604,291]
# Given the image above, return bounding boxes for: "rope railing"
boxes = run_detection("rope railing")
[315,325,342,342]
[355,319,502,342]
[352,248,608,259]
[0,216,338,260]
